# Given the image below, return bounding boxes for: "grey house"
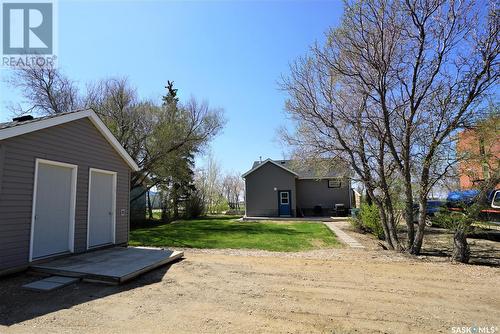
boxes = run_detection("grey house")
[243,159,351,217]
[0,110,139,275]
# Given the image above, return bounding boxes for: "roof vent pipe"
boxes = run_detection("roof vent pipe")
[12,115,34,122]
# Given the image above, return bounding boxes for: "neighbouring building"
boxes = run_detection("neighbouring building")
[0,110,139,275]
[242,159,352,217]
[457,117,500,190]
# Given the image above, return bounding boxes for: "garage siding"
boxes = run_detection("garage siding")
[0,118,131,273]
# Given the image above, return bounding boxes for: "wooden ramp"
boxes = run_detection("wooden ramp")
[30,247,183,284]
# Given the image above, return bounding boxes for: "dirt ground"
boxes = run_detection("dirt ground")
[1,224,499,334]
[342,220,500,266]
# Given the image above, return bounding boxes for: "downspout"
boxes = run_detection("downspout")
[243,177,247,217]
[0,144,4,195]
[127,170,130,245]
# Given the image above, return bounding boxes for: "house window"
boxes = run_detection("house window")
[328,179,341,188]
[280,192,289,204]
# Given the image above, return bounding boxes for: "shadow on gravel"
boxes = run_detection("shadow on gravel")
[0,260,182,326]
[400,226,500,267]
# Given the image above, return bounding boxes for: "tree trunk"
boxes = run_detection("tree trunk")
[410,197,427,254]
[161,208,168,222]
[411,165,432,255]
[403,183,415,251]
[452,229,470,263]
[383,196,401,250]
[365,190,373,206]
[147,190,153,220]
[160,192,169,223]
[376,204,395,250]
[387,213,401,251]
[173,202,178,218]
[173,194,179,219]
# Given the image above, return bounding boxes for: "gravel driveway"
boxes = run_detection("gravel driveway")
[0,243,499,334]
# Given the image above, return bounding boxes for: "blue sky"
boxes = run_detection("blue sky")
[0,0,343,174]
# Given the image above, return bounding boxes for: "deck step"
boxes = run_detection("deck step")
[22,276,79,292]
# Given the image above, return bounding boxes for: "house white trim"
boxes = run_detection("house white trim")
[86,168,117,250]
[242,159,299,178]
[29,158,78,262]
[0,109,140,171]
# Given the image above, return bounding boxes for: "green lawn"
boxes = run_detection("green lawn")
[129,216,339,252]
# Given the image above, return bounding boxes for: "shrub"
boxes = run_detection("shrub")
[185,190,205,219]
[348,208,364,231]
[359,204,385,240]
[213,199,230,213]
[225,209,245,216]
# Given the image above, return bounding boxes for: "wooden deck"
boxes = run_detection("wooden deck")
[30,247,183,284]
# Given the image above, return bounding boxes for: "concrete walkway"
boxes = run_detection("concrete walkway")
[323,222,365,248]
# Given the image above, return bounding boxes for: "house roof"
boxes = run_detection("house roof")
[0,109,140,171]
[242,158,347,179]
[242,159,299,178]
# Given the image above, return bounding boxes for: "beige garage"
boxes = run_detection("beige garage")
[0,109,139,275]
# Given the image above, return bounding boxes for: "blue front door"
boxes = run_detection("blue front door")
[278,191,291,216]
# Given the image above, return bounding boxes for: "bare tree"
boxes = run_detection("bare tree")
[85,78,154,160]
[392,0,499,254]
[9,66,226,217]
[280,72,403,249]
[222,172,244,210]
[9,63,81,115]
[282,0,499,253]
[195,152,226,214]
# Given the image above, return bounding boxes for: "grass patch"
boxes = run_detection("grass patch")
[129,216,339,252]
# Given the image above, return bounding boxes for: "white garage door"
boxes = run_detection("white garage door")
[31,160,77,260]
[87,168,116,248]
